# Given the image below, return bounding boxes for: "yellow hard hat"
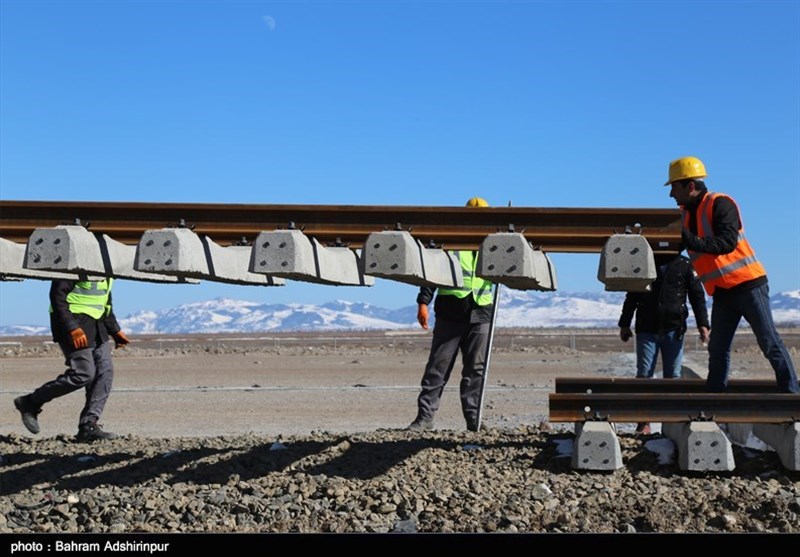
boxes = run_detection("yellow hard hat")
[465,197,489,208]
[665,156,707,185]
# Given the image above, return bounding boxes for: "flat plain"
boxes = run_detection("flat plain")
[2,328,796,437]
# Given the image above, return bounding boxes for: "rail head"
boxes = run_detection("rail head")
[554,377,784,394]
[0,200,682,253]
[548,392,800,423]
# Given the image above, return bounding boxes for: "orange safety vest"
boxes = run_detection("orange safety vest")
[682,192,766,296]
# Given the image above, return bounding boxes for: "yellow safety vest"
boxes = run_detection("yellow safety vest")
[50,279,114,320]
[438,251,493,306]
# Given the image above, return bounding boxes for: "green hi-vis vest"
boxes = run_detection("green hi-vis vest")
[50,279,114,320]
[438,251,493,306]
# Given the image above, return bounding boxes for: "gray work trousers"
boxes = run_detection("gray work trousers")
[29,340,114,427]
[416,318,490,423]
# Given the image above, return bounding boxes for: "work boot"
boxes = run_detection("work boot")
[14,395,41,434]
[635,422,651,435]
[76,420,118,442]
[406,417,434,431]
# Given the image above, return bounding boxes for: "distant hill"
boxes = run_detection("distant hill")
[3,290,797,336]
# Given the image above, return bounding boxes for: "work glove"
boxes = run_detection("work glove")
[112,330,131,349]
[70,328,89,350]
[417,304,429,330]
[619,327,633,342]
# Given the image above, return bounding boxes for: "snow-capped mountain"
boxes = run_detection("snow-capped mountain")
[2,290,796,336]
[117,298,417,334]
[771,290,800,326]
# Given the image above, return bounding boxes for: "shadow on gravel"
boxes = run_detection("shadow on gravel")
[529,433,576,473]
[168,439,336,485]
[301,438,463,480]
[1,440,337,495]
[1,447,224,495]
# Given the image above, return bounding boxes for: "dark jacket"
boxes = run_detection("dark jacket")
[618,255,709,336]
[49,280,122,353]
[681,190,768,294]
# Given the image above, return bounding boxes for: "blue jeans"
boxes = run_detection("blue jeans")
[708,283,799,393]
[635,330,684,379]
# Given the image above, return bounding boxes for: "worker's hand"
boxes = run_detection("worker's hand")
[698,326,710,345]
[417,304,429,330]
[70,328,89,350]
[619,327,633,342]
[112,330,130,349]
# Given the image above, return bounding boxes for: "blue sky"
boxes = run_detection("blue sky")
[1,0,798,326]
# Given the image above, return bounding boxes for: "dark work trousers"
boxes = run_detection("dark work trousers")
[707,283,799,393]
[416,318,490,423]
[28,340,115,427]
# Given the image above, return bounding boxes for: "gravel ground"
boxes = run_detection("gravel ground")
[2,337,799,534]
[2,427,799,534]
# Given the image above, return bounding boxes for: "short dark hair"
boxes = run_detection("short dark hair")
[674,179,707,191]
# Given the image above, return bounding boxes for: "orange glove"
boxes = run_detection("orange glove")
[70,328,89,350]
[417,304,429,330]
[112,331,130,349]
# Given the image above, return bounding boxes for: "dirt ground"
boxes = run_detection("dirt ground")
[1,329,793,438]
[2,331,799,535]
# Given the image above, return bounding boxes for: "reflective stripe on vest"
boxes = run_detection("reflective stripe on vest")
[57,279,114,320]
[682,192,766,296]
[437,251,493,306]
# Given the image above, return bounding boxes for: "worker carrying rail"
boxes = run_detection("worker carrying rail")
[407,197,496,432]
[664,155,799,394]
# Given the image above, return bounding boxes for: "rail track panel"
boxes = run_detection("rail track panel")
[0,201,682,252]
[0,201,683,290]
[549,378,800,472]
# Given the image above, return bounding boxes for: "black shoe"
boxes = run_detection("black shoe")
[76,421,118,442]
[14,396,41,434]
[466,419,480,432]
[406,417,434,431]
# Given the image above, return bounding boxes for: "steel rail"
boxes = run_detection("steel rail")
[0,200,682,253]
[548,393,800,423]
[554,377,782,394]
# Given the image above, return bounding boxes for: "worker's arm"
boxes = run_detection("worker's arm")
[49,280,79,333]
[103,290,122,335]
[686,267,711,343]
[416,287,436,330]
[682,196,740,255]
[103,291,130,348]
[618,292,639,341]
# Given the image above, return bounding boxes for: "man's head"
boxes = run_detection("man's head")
[665,156,707,206]
[465,197,489,208]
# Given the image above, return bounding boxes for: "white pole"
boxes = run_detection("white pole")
[476,282,501,430]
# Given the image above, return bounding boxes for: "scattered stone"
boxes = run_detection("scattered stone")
[0,428,796,533]
[392,518,417,533]
[531,484,552,500]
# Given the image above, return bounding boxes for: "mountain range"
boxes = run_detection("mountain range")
[2,290,798,336]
